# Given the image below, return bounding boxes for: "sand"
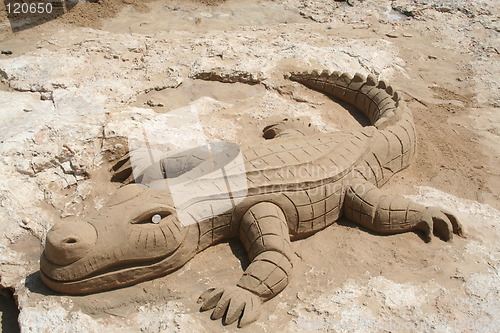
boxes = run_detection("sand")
[0,0,498,332]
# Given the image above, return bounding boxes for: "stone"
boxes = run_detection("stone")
[436,6,453,13]
[146,99,164,107]
[15,160,34,176]
[60,161,73,174]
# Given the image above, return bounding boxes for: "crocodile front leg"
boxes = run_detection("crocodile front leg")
[198,202,294,327]
[343,179,464,242]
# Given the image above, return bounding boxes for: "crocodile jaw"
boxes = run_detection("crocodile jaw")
[39,184,199,294]
[39,230,197,294]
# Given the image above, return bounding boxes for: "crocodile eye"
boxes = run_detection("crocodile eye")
[151,214,162,224]
[133,210,171,225]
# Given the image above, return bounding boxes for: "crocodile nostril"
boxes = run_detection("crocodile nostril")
[44,221,97,265]
[64,237,78,244]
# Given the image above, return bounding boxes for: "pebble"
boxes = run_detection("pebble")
[386,33,398,38]
[60,161,73,174]
[40,92,53,101]
[352,24,370,29]
[436,6,452,13]
[16,160,34,176]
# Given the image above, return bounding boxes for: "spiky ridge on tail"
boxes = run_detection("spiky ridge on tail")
[288,70,417,186]
[288,70,406,129]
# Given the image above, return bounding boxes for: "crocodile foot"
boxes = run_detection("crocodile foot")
[417,207,464,242]
[198,286,261,328]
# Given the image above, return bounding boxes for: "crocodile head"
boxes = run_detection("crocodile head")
[40,183,199,294]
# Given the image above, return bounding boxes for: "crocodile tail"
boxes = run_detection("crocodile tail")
[288,70,417,182]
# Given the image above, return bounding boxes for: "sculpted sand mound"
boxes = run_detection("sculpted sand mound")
[0,1,498,332]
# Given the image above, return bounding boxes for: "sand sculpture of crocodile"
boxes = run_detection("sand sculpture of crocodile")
[40,70,463,328]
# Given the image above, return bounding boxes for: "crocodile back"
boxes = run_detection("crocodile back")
[241,128,374,193]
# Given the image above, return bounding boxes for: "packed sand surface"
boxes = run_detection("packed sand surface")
[0,0,498,332]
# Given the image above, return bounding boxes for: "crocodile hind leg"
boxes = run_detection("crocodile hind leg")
[343,179,464,242]
[198,202,294,327]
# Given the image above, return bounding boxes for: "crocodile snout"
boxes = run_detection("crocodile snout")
[44,221,97,266]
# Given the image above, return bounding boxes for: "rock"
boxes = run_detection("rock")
[346,0,366,6]
[191,68,265,84]
[146,99,164,107]
[31,156,57,174]
[39,92,53,101]
[436,5,453,13]
[352,23,370,29]
[15,160,34,176]
[60,161,73,174]
[391,4,418,18]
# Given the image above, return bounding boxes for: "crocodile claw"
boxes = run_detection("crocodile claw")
[417,207,464,242]
[198,286,261,327]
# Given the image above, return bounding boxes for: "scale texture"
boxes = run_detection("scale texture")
[40,71,463,328]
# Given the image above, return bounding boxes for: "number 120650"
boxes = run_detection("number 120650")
[6,2,53,14]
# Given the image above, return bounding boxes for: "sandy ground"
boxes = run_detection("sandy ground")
[0,0,498,332]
